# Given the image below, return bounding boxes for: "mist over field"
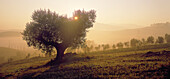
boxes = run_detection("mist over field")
[88,22,170,44]
[0,22,170,48]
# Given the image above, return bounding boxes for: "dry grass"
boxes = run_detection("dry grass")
[0,48,170,79]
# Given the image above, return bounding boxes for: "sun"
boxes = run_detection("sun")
[74,16,78,20]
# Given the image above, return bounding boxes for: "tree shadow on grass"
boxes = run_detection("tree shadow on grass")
[15,53,95,79]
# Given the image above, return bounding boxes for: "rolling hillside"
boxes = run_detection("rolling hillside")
[0,31,21,37]
[0,47,26,64]
[87,22,170,44]
[0,22,170,45]
[0,48,169,78]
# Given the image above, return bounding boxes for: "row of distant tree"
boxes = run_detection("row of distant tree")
[76,33,170,53]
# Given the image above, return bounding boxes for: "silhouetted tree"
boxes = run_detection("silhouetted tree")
[141,38,146,46]
[98,45,101,50]
[147,36,154,44]
[90,45,94,52]
[8,58,13,63]
[112,44,116,49]
[26,53,31,59]
[116,42,123,49]
[130,38,139,47]
[156,36,164,44]
[165,34,170,43]
[137,40,142,47]
[124,42,129,48]
[81,42,91,53]
[101,44,109,51]
[101,44,105,51]
[95,45,101,51]
[105,44,110,50]
[22,9,96,61]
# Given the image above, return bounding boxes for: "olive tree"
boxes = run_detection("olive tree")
[116,42,123,49]
[156,36,164,44]
[22,9,96,61]
[147,36,154,44]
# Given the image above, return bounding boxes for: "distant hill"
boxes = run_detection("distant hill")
[0,22,170,45]
[0,31,21,37]
[0,47,20,56]
[90,23,142,31]
[0,47,26,64]
[87,22,170,44]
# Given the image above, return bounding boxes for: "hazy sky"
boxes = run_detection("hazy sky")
[0,0,170,30]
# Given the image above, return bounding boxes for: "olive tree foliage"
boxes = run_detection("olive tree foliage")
[116,42,123,49]
[124,42,129,48]
[130,38,141,47]
[165,34,170,43]
[22,9,96,60]
[147,36,154,44]
[95,45,101,51]
[156,36,164,44]
[102,44,110,51]
[112,44,116,49]
[141,38,147,46]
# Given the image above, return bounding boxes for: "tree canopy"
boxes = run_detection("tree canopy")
[116,42,123,49]
[147,36,154,44]
[165,34,170,43]
[130,38,139,47]
[156,36,164,44]
[22,9,96,61]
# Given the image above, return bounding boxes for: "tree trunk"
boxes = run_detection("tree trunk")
[55,46,66,61]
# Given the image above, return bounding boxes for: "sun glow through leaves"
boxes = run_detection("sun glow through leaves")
[74,16,78,20]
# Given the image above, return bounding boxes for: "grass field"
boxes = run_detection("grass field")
[0,47,170,79]
[0,47,28,64]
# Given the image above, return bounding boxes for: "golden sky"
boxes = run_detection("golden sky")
[0,0,170,30]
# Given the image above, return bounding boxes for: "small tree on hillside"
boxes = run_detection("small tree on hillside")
[8,58,13,63]
[98,45,101,50]
[141,38,146,46]
[137,40,142,47]
[156,36,164,44]
[130,38,139,47]
[105,44,110,50]
[165,34,170,43]
[82,45,90,53]
[112,44,116,49]
[116,42,123,49]
[147,36,154,44]
[26,53,31,59]
[89,45,94,52]
[101,44,110,51]
[22,9,96,61]
[101,44,105,51]
[124,42,129,48]
[95,45,101,51]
